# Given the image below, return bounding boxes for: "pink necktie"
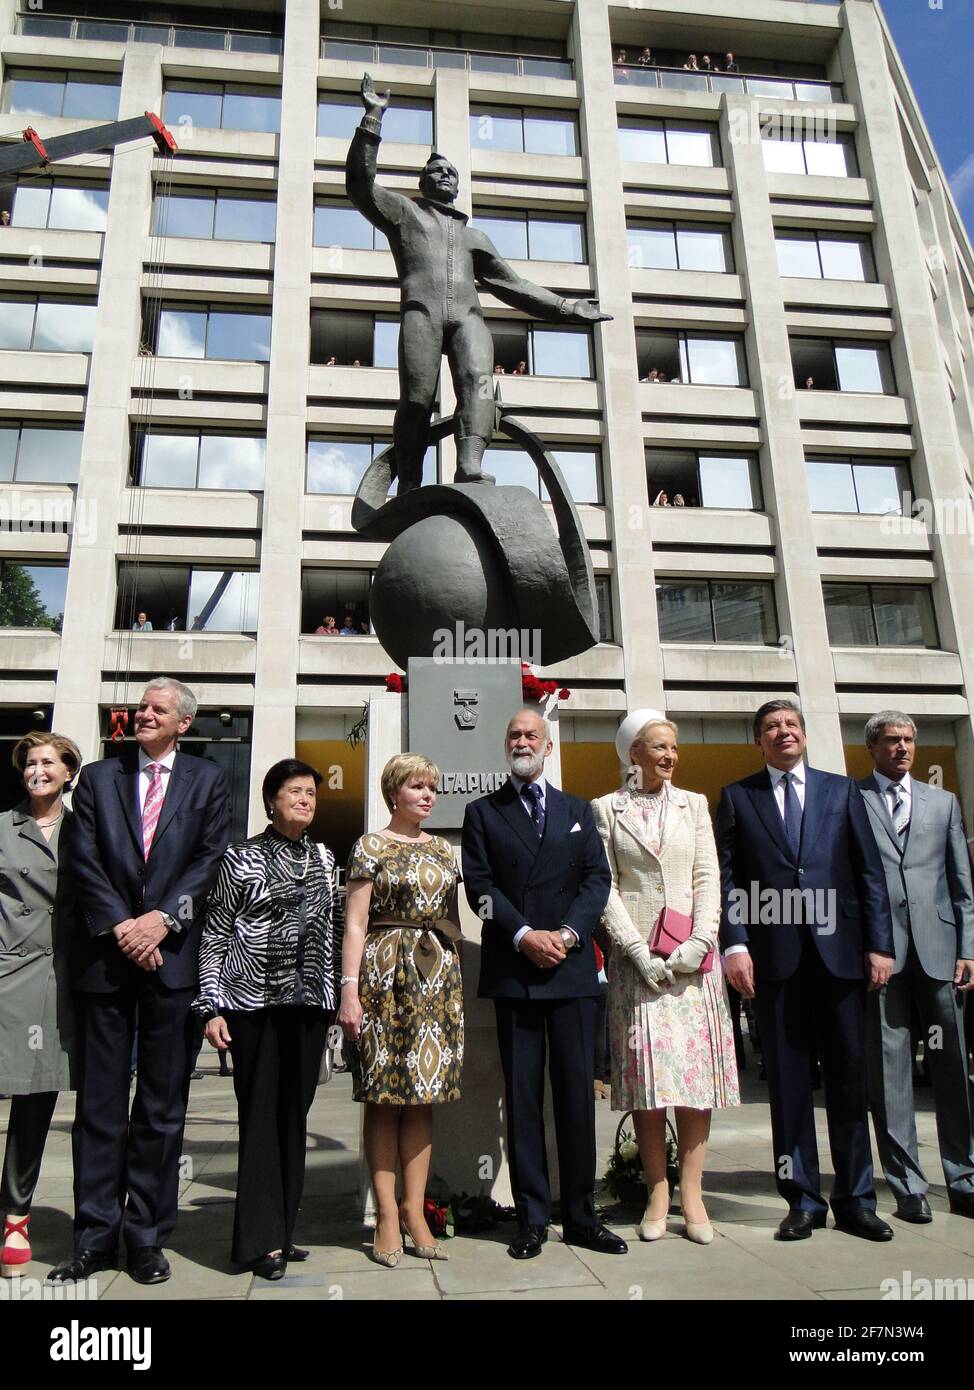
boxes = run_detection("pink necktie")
[142,764,164,859]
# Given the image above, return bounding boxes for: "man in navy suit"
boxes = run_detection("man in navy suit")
[462,708,625,1259]
[717,699,895,1241]
[49,677,230,1285]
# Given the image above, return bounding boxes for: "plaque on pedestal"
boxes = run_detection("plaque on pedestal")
[406,657,521,829]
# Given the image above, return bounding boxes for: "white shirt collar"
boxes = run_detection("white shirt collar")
[138,747,177,774]
[510,771,548,800]
[873,770,912,798]
[767,761,806,788]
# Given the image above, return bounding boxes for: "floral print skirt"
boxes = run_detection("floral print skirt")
[348,926,464,1105]
[608,953,740,1111]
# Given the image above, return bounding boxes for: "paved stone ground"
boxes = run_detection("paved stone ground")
[6,1057,974,1302]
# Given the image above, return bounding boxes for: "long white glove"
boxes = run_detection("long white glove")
[624,939,674,994]
[665,935,712,975]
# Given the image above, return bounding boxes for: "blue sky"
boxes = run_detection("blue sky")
[879,0,974,235]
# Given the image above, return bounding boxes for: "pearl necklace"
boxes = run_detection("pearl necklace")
[280,838,310,881]
[34,809,63,828]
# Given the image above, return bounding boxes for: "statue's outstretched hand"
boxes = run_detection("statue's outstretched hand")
[360,72,390,113]
[568,298,612,323]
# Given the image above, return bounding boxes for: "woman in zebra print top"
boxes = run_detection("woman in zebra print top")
[193,758,336,1281]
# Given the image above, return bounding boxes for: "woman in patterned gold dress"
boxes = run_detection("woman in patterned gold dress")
[338,753,463,1267]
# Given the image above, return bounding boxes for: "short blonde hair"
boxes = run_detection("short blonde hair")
[381,753,439,812]
[630,718,679,755]
[13,730,82,785]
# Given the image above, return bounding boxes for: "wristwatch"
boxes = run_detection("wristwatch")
[159,911,177,932]
[340,975,359,988]
[559,927,575,951]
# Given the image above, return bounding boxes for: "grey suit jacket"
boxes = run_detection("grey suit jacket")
[857,775,974,980]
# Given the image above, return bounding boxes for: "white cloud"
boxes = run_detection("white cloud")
[949,150,974,212]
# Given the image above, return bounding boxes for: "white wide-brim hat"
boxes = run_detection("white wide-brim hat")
[615,708,668,765]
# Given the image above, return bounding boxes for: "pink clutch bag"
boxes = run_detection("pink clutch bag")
[649,907,714,974]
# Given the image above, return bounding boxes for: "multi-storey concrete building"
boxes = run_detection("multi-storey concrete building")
[0,0,971,852]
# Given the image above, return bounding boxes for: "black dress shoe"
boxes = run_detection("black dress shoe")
[776,1210,827,1241]
[561,1222,628,1255]
[507,1226,548,1260]
[127,1246,171,1284]
[47,1248,116,1283]
[252,1252,286,1280]
[285,1245,309,1261]
[896,1195,933,1224]
[948,1191,974,1218]
[834,1209,894,1242]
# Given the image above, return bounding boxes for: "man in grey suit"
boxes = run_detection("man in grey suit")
[858,710,974,1223]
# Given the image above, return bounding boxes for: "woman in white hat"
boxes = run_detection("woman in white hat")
[592,710,739,1244]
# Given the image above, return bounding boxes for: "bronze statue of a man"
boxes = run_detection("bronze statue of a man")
[346,75,610,493]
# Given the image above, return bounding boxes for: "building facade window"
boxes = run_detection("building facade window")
[0,561,68,631]
[0,297,97,354]
[472,210,586,264]
[470,107,579,157]
[151,190,277,243]
[627,221,732,273]
[822,583,938,648]
[484,446,602,504]
[306,437,436,494]
[301,569,373,634]
[1,68,120,120]
[791,337,896,394]
[17,12,281,53]
[805,457,910,514]
[6,180,109,232]
[152,305,271,362]
[115,565,260,634]
[0,425,83,484]
[133,429,266,490]
[489,321,593,378]
[310,311,399,367]
[618,118,719,168]
[775,230,875,281]
[321,23,571,79]
[762,132,858,178]
[313,200,389,251]
[594,574,614,642]
[162,82,281,134]
[636,330,748,386]
[656,579,779,644]
[646,449,762,509]
[318,94,433,145]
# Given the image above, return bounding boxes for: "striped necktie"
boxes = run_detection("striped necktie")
[521,782,545,837]
[142,763,165,859]
[889,786,909,837]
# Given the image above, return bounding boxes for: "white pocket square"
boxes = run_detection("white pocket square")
[570,822,582,832]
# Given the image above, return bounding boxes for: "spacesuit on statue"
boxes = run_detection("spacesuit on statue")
[345,74,609,493]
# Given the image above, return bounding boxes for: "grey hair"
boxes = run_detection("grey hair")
[864,709,917,747]
[505,708,552,744]
[143,676,198,721]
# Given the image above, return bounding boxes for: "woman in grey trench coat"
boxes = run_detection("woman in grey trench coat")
[0,730,80,1276]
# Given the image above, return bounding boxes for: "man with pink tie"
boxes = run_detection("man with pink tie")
[49,678,229,1285]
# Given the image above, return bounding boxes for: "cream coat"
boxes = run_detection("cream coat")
[591,785,721,956]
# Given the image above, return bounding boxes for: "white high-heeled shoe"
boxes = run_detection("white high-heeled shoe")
[638,1209,667,1242]
[683,1220,714,1245]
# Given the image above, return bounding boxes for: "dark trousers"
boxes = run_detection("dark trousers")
[754,934,875,1219]
[72,984,195,1250]
[867,941,974,1200]
[226,1007,328,1265]
[494,996,598,1231]
[1,1092,58,1215]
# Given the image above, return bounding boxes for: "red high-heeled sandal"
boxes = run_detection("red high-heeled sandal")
[2,1214,31,1275]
